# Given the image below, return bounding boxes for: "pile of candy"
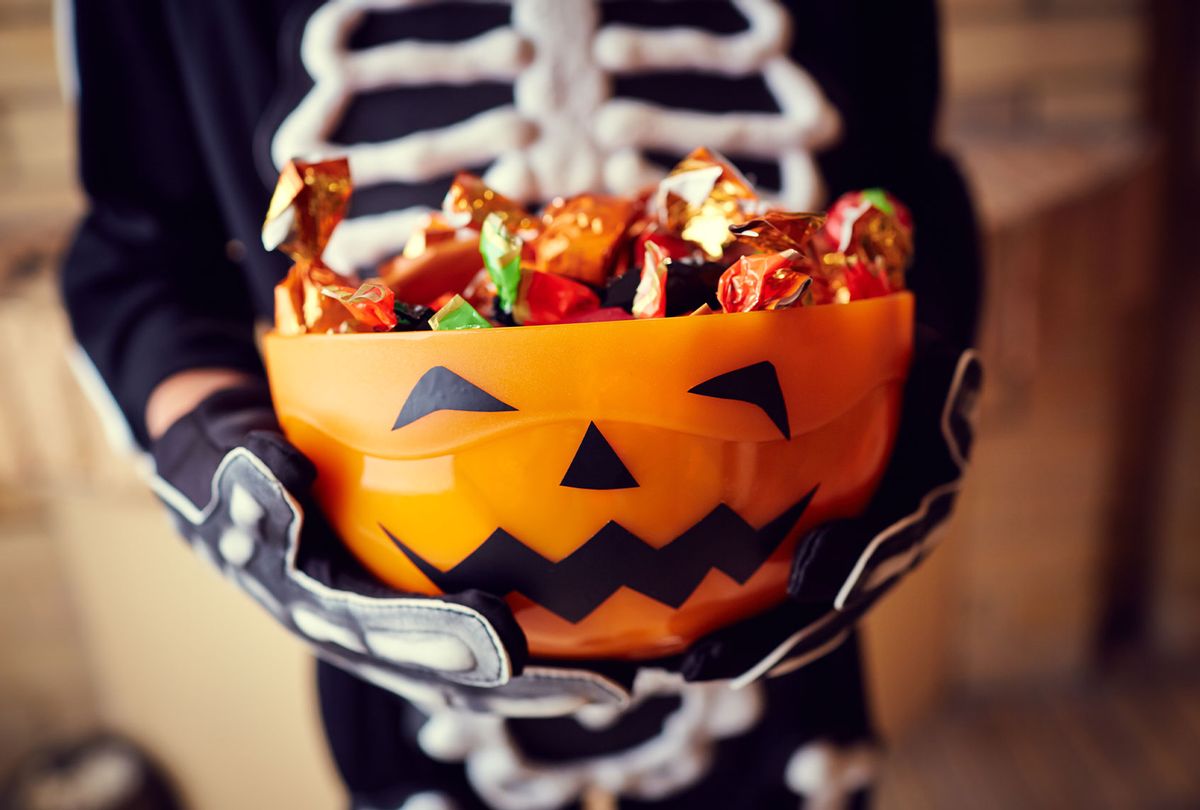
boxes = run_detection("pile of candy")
[266,148,913,335]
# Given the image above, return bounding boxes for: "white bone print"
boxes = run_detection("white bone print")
[271,0,842,273]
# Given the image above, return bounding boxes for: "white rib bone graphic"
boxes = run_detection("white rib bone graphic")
[272,0,842,273]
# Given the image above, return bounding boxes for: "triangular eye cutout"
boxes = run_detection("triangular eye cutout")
[393,366,515,430]
[688,361,791,439]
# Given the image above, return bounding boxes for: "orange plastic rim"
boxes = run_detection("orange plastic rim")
[263,292,914,659]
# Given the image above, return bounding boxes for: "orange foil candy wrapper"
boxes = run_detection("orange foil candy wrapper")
[731,212,826,255]
[321,280,398,332]
[265,158,364,335]
[443,172,540,237]
[267,149,913,336]
[533,195,638,287]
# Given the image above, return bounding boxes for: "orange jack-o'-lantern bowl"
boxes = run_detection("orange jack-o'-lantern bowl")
[262,292,913,660]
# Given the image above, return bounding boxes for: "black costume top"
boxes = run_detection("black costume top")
[62,0,978,448]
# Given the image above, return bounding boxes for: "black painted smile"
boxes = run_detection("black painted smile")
[381,485,818,623]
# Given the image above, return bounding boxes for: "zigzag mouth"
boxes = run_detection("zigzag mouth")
[380,486,818,624]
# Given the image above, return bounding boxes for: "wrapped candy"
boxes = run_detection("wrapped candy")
[533,195,638,286]
[443,173,539,236]
[480,213,522,313]
[321,279,398,332]
[731,212,825,255]
[632,242,669,319]
[717,250,812,313]
[819,188,913,292]
[379,236,485,309]
[655,147,758,258]
[265,158,360,335]
[513,271,601,326]
[808,253,892,305]
[429,294,492,331]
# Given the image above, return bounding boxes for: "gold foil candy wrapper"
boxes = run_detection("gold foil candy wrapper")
[262,158,352,264]
[533,194,639,287]
[442,173,539,236]
[655,147,758,258]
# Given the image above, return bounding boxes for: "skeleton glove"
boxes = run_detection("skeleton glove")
[681,328,982,683]
[149,382,529,695]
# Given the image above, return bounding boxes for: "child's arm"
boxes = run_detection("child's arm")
[60,0,263,448]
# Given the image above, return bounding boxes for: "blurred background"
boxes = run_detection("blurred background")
[1,0,1198,807]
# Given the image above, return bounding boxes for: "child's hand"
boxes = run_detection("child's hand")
[148,380,531,700]
[678,333,982,684]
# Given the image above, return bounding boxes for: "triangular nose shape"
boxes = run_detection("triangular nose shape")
[560,422,639,490]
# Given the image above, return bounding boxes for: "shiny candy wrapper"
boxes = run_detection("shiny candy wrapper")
[443,173,539,236]
[633,242,669,319]
[656,147,758,259]
[480,213,522,313]
[263,158,351,262]
[274,263,359,336]
[809,253,892,305]
[731,212,826,255]
[513,271,601,326]
[321,280,398,332]
[265,158,360,335]
[717,250,812,313]
[429,294,492,331]
[533,195,638,287]
[821,189,913,291]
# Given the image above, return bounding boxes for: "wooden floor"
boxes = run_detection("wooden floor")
[877,660,1200,810]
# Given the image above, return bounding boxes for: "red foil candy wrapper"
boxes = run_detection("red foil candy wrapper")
[718,250,812,313]
[321,279,398,332]
[533,194,639,287]
[809,253,893,305]
[513,271,601,326]
[819,189,913,292]
[443,173,539,237]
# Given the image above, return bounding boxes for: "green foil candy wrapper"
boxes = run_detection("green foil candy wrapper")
[480,212,522,314]
[429,294,492,331]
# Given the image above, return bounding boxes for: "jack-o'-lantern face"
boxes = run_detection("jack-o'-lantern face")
[263,293,913,659]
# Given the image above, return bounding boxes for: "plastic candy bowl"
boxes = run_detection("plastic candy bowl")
[262,292,914,660]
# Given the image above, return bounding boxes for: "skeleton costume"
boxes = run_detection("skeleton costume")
[61,1,981,808]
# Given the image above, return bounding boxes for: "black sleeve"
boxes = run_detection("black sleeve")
[807,0,982,348]
[60,0,264,448]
